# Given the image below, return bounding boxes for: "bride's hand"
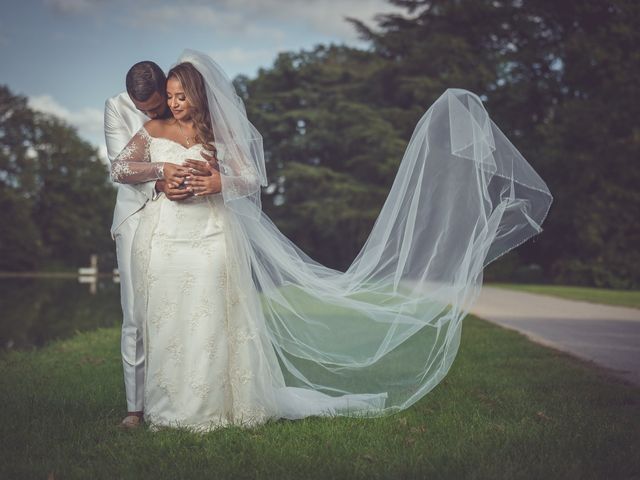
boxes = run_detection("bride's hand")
[162,163,190,189]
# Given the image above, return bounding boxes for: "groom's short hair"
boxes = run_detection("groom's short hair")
[126,61,166,102]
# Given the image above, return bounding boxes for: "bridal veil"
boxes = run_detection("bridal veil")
[175,49,553,417]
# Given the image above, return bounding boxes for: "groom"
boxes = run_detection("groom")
[104,60,220,429]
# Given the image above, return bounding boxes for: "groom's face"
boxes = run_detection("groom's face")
[131,91,168,119]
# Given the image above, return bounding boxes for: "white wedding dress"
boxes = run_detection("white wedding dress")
[110,50,552,433]
[116,126,387,432]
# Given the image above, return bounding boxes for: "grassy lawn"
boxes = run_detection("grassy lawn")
[1,317,638,480]
[487,282,640,309]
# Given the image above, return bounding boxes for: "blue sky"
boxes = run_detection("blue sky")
[1,0,403,159]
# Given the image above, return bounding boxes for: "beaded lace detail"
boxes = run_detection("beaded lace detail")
[110,126,164,183]
[131,132,278,432]
[110,125,261,206]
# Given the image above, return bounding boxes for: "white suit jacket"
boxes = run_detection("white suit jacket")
[104,92,157,238]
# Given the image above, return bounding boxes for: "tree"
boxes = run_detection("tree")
[0,85,117,271]
[240,46,407,269]
[239,0,639,287]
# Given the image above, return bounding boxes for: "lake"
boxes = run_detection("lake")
[0,276,121,351]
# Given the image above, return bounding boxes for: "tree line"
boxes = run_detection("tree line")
[237,0,640,288]
[1,0,638,288]
[0,85,116,271]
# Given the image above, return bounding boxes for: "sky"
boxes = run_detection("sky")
[0,0,404,159]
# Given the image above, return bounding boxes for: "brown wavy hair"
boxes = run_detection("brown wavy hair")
[166,62,215,152]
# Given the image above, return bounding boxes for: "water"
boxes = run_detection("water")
[0,277,121,351]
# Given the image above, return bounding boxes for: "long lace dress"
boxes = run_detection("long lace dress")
[111,125,385,432]
[111,126,288,431]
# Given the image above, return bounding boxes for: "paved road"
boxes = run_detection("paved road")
[469,286,640,386]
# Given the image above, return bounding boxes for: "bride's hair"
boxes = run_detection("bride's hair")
[167,62,215,152]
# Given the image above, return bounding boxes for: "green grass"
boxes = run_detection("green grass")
[1,317,638,480]
[487,282,640,309]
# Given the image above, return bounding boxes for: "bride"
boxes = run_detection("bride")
[110,49,552,432]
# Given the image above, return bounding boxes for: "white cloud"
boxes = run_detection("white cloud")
[0,20,8,47]
[28,94,103,135]
[207,47,279,71]
[44,0,406,42]
[44,0,106,15]
[125,4,287,41]
[98,144,109,162]
[220,0,400,40]
[124,0,403,42]
[27,94,107,161]
[127,4,230,29]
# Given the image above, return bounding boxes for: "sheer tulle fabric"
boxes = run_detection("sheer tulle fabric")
[113,49,553,420]
[180,47,552,415]
[116,130,389,427]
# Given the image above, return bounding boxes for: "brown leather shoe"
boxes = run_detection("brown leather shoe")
[119,414,143,429]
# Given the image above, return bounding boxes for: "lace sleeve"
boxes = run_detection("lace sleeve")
[216,139,262,199]
[110,126,164,184]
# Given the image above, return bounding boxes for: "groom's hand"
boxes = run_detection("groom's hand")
[182,156,222,195]
[183,162,222,196]
[182,149,219,174]
[164,184,192,201]
[155,179,190,202]
[155,179,166,194]
[183,159,212,176]
[185,172,221,196]
[200,150,220,172]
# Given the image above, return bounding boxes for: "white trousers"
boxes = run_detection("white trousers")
[114,213,145,412]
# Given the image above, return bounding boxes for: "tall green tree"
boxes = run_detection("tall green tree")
[531,0,640,288]
[1,86,45,270]
[358,0,640,287]
[239,46,408,269]
[0,85,116,271]
[240,0,639,287]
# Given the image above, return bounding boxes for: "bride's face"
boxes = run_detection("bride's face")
[167,76,193,121]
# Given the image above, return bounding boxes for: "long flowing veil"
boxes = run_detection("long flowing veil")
[175,49,553,417]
